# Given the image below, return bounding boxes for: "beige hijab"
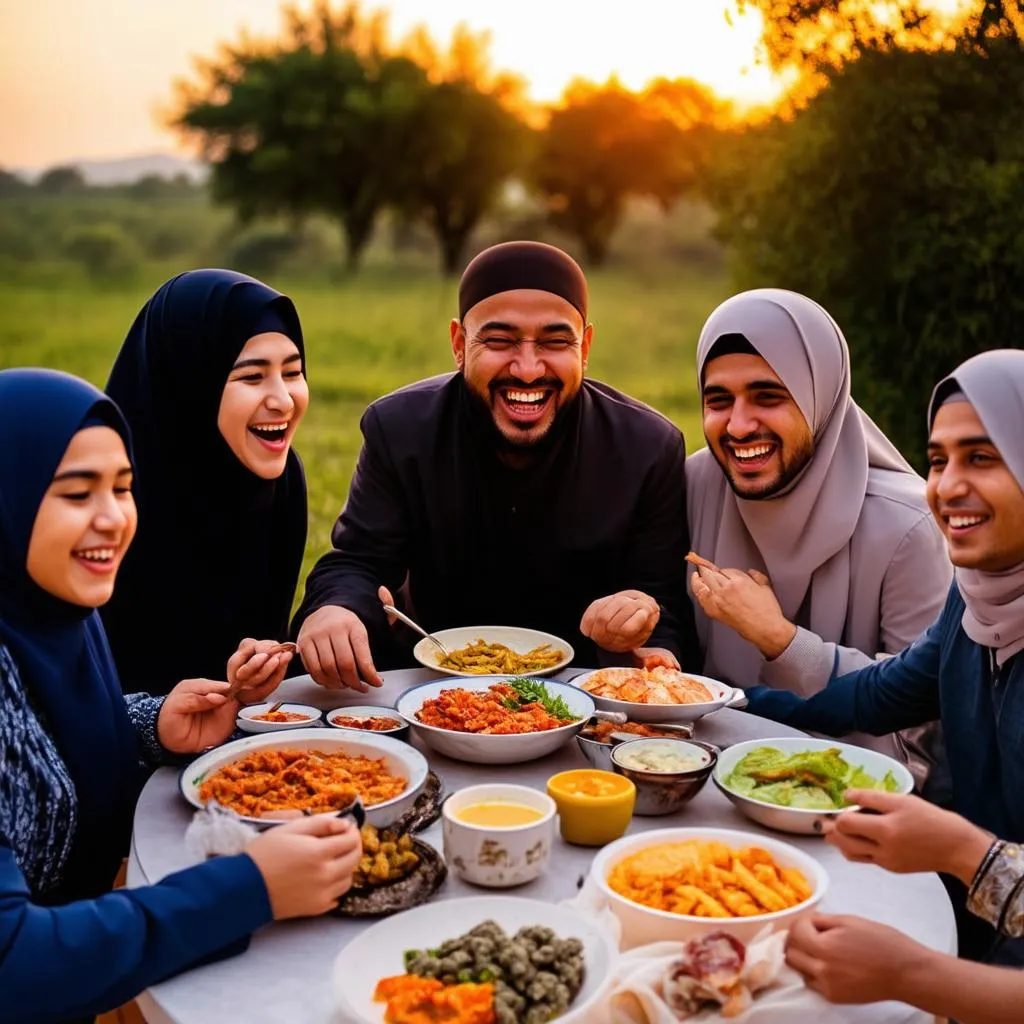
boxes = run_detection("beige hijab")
[687,289,923,686]
[929,350,1024,667]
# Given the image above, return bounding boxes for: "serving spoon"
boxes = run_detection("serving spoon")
[380,604,452,659]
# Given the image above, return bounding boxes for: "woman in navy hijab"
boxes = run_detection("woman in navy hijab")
[0,369,360,1023]
[102,269,309,694]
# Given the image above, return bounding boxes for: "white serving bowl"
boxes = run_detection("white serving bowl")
[179,728,428,829]
[412,625,574,677]
[396,676,595,764]
[236,702,322,734]
[713,736,915,835]
[333,895,618,1024]
[590,826,828,947]
[571,668,744,723]
[442,784,557,888]
[325,705,409,740]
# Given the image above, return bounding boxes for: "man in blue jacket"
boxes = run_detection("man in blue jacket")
[746,348,1024,966]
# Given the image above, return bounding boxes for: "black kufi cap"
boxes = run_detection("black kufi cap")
[458,241,588,322]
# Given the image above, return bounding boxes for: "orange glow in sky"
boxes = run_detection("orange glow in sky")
[0,0,784,168]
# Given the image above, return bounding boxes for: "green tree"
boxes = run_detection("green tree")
[533,80,714,265]
[393,25,529,274]
[173,2,526,274]
[0,168,29,198]
[712,41,1024,467]
[174,2,427,270]
[736,0,1023,94]
[36,165,86,195]
[63,222,142,280]
[401,80,526,275]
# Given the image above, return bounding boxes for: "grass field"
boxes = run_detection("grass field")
[0,262,729,587]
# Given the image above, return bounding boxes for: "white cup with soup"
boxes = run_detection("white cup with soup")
[442,783,557,888]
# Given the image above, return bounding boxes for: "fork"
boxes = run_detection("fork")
[381,604,452,659]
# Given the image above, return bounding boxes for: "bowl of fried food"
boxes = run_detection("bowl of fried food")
[591,827,828,947]
[575,717,696,772]
[714,737,913,835]
[326,706,409,741]
[571,666,743,723]
[412,626,574,677]
[396,676,595,765]
[334,822,447,917]
[179,729,428,829]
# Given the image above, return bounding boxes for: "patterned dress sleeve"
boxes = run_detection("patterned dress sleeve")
[968,841,1024,938]
[123,693,166,767]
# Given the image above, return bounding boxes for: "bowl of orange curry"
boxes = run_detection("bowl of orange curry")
[180,729,429,829]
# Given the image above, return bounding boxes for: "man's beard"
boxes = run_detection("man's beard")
[462,373,576,455]
[712,432,815,499]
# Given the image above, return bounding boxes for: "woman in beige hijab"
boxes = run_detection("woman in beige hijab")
[685,289,950,768]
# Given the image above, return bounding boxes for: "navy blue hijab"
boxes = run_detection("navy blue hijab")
[0,369,143,898]
[101,270,308,694]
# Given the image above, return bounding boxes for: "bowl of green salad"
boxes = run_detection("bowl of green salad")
[713,737,914,835]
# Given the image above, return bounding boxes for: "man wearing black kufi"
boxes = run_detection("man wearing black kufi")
[294,241,700,688]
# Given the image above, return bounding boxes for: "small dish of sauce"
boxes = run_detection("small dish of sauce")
[613,740,710,774]
[330,715,403,732]
[455,801,546,828]
[251,710,311,723]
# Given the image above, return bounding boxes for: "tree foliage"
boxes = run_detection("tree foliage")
[0,169,29,198]
[36,166,87,196]
[737,0,1023,98]
[533,79,721,265]
[173,2,526,273]
[709,38,1024,466]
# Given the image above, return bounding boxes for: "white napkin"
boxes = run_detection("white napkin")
[605,933,844,1024]
[184,804,260,860]
[561,878,844,1024]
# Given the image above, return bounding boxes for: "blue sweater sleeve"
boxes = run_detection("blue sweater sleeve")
[0,844,273,1023]
[746,612,945,737]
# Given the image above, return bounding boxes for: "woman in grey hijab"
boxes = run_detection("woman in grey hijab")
[932,368,1024,667]
[685,289,950,769]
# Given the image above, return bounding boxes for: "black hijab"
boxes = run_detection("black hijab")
[0,369,144,898]
[102,270,308,694]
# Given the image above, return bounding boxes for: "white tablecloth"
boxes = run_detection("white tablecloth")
[128,670,956,1024]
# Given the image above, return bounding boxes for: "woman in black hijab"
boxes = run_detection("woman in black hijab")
[0,368,359,1023]
[102,269,309,694]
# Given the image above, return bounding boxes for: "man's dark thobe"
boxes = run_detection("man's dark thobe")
[293,373,699,669]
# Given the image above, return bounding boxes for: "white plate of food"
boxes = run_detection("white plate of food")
[571,666,744,722]
[332,895,618,1024]
[395,676,594,764]
[179,729,428,829]
[713,736,914,835]
[590,826,828,947]
[412,626,574,677]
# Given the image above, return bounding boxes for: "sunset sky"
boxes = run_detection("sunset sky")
[0,0,783,169]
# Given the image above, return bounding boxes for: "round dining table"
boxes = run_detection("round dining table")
[127,668,956,1024]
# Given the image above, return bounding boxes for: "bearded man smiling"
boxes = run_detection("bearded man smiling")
[293,241,700,688]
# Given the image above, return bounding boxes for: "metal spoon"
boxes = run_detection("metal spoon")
[381,604,452,658]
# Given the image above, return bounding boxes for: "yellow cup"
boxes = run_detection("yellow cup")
[546,769,636,846]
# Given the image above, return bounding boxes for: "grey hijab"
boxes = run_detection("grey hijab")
[687,288,922,685]
[929,349,1024,666]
